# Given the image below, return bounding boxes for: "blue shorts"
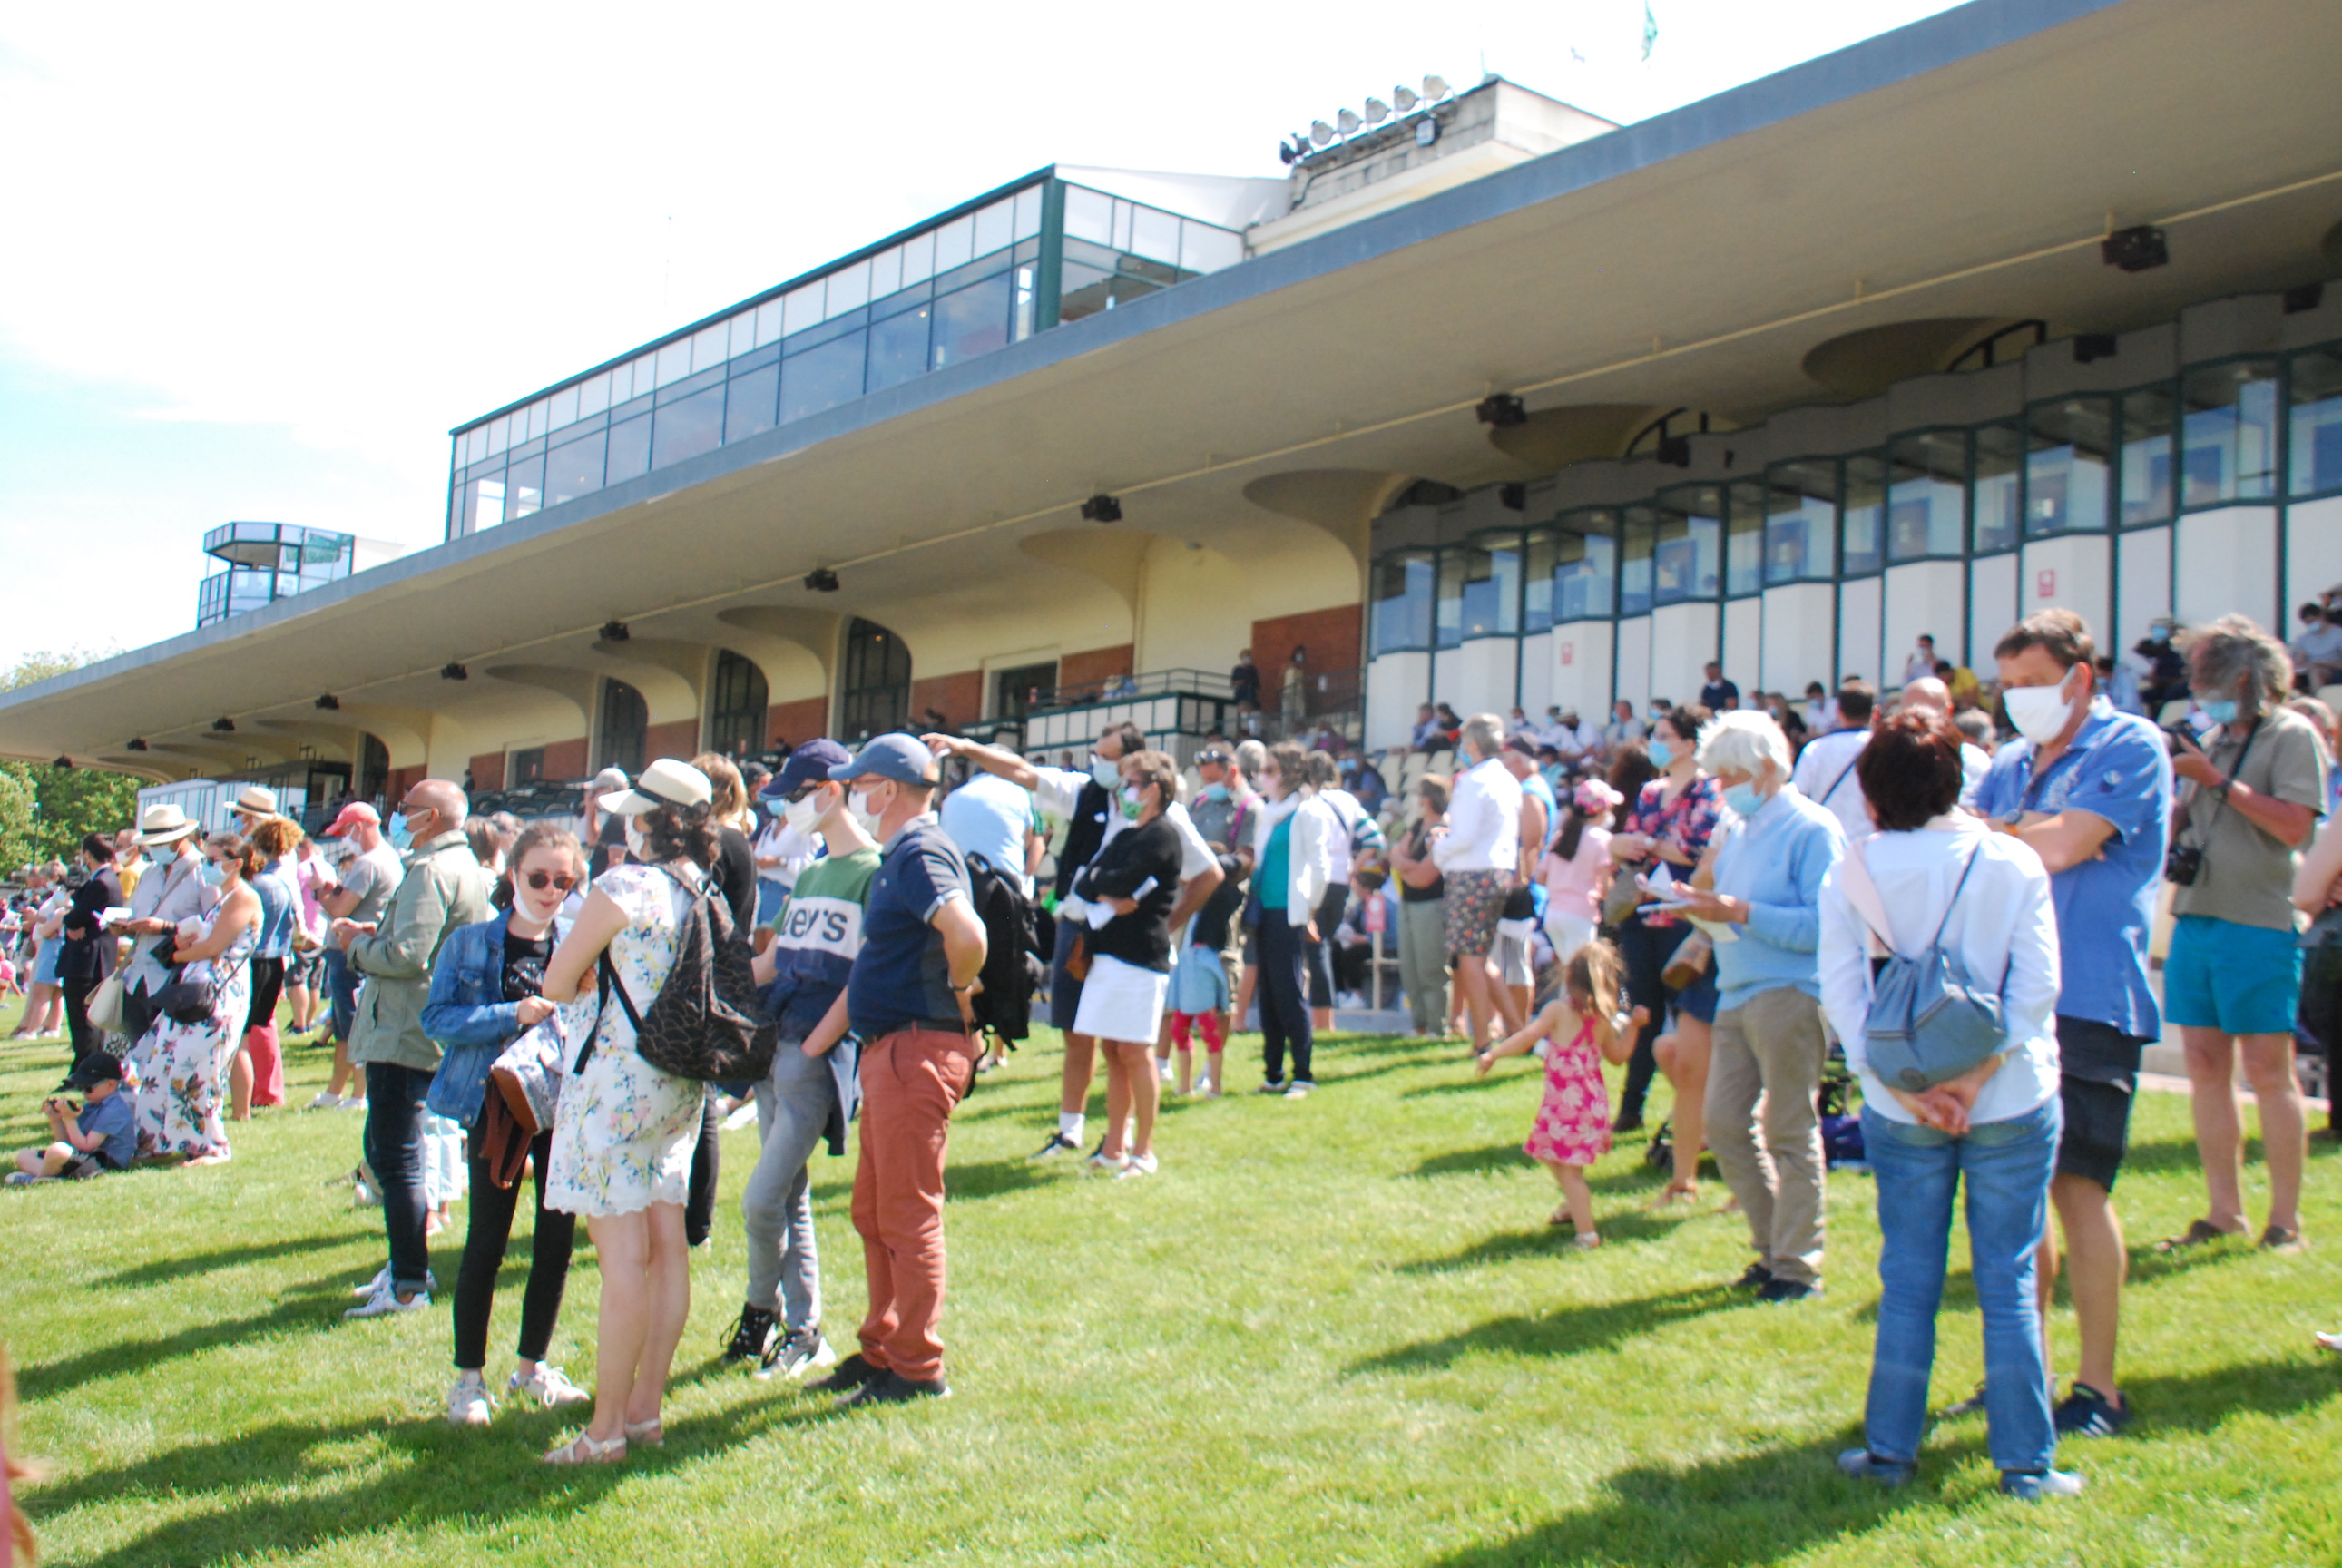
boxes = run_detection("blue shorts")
[31,941,60,986]
[755,878,788,927]
[2164,914,2302,1036]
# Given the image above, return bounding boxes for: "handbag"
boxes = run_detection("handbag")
[1837,840,2007,1091]
[1661,930,1714,990]
[1601,871,1650,928]
[86,971,127,1032]
[489,1015,566,1137]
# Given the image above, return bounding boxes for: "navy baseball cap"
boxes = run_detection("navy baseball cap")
[829,733,938,787]
[769,739,851,797]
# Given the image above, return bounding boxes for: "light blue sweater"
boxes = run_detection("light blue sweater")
[1710,784,1847,1014]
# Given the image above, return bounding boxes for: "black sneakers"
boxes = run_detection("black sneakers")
[1757,1278,1822,1304]
[722,1305,779,1364]
[806,1353,885,1395]
[835,1369,950,1408]
[2053,1384,2132,1436]
[1028,1132,1081,1161]
[1730,1263,1775,1291]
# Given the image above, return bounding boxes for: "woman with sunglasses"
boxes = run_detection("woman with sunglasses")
[420,823,592,1427]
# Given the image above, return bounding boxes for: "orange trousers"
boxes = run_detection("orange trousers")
[850,1026,975,1383]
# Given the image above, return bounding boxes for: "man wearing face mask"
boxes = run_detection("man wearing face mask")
[926,722,1221,1161]
[2157,615,2324,1261]
[315,802,403,1111]
[336,779,494,1318]
[113,805,220,1051]
[1975,609,2171,1436]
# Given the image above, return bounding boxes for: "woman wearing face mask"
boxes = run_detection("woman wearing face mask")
[536,759,720,1464]
[683,752,762,1249]
[421,824,592,1427]
[1248,740,1340,1096]
[135,832,263,1166]
[1606,705,1721,1137]
[1066,749,1187,1174]
[1675,711,1847,1289]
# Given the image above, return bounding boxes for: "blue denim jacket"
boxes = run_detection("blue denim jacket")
[421,909,565,1125]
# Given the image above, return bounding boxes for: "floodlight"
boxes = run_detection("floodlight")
[2100,225,2168,273]
[600,620,631,642]
[2073,334,2118,365]
[1394,84,1419,112]
[1423,74,1450,100]
[1499,483,1527,512]
[52,756,73,770]
[1416,118,1439,148]
[1475,393,1527,429]
[127,738,148,751]
[1309,120,1335,147]
[2284,282,2325,315]
[315,692,340,710]
[1279,140,1300,166]
[1364,97,1389,124]
[212,716,237,733]
[1656,434,1693,468]
[1336,107,1361,135]
[805,568,840,592]
[1081,493,1124,524]
[441,662,469,681]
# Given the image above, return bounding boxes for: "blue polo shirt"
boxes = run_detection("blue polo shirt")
[847,818,973,1039]
[1974,697,2171,1057]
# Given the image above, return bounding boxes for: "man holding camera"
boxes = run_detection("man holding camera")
[1976,610,2171,1436]
[2161,615,2325,1257]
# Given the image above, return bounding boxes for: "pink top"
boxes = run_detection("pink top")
[1537,825,1612,922]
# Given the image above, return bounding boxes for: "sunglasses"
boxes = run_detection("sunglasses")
[518,870,579,892]
[783,783,824,803]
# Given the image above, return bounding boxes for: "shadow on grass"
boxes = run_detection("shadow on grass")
[1407,1143,1659,1194]
[18,1283,356,1402]
[946,1159,1053,1202]
[96,1230,362,1289]
[1396,1210,1700,1275]
[1351,1283,1739,1374]
[1430,1354,2339,1567]
[22,1393,858,1568]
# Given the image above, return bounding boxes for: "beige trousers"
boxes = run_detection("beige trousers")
[1704,986,1829,1287]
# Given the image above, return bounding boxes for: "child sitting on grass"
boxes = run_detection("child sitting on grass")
[1475,941,1645,1247]
[10,1050,136,1184]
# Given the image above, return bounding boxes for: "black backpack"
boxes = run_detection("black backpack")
[582,865,779,1083]
[964,851,1044,1044]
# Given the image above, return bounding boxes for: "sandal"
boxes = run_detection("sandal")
[623,1418,664,1448]
[1646,1182,1699,1210]
[1547,1206,1575,1229]
[2154,1218,2245,1254]
[1570,1232,1602,1250]
[2259,1226,2306,1254]
[544,1431,627,1465]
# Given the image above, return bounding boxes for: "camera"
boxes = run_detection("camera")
[2165,843,2204,886]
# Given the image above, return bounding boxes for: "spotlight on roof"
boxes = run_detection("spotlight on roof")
[1364,97,1390,124]
[1499,483,1527,512]
[1279,138,1302,165]
[1336,107,1362,136]
[441,662,469,681]
[2284,282,2326,315]
[2101,225,2168,273]
[600,620,631,642]
[1081,493,1124,524]
[1475,393,1527,429]
[52,756,73,770]
[211,716,237,733]
[804,568,840,593]
[315,692,340,710]
[1656,434,1694,468]
[1422,74,1451,100]
[1394,84,1419,113]
[2073,333,2119,365]
[1308,120,1335,147]
[127,738,149,751]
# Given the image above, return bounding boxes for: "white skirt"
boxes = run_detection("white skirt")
[1073,953,1171,1045]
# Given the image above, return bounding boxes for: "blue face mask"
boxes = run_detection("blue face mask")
[197,861,227,888]
[1647,739,1674,769]
[2199,699,2239,726]
[1722,781,1766,818]
[1200,783,1229,802]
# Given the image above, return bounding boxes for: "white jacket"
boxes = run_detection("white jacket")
[1252,792,1340,926]
[1433,756,1522,874]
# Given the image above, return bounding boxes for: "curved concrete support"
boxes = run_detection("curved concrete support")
[91,756,177,783]
[672,612,831,705]
[479,664,599,730]
[1240,470,1417,567]
[716,607,841,678]
[586,639,706,725]
[251,718,360,760]
[333,704,437,768]
[1802,318,2018,398]
[1015,528,1161,614]
[1486,404,1681,470]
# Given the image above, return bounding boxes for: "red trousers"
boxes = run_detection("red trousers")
[851,1026,975,1382]
[243,1023,285,1108]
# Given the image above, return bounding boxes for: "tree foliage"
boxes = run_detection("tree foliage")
[1,647,145,873]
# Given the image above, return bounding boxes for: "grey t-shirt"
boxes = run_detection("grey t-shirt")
[340,844,406,926]
[2171,707,2327,930]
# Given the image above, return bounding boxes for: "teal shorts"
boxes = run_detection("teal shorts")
[2163,914,2302,1036]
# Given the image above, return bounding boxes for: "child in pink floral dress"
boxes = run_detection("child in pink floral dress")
[1475,940,1644,1246]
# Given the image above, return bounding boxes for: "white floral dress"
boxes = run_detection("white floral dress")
[132,905,255,1161]
[545,863,703,1217]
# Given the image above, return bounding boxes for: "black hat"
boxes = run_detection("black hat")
[59,1050,123,1092]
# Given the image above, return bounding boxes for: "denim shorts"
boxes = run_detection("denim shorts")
[2164,914,2303,1036]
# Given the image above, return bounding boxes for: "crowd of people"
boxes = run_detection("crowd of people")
[8,607,2340,1497]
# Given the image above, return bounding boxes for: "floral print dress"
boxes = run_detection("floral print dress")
[1622,776,1722,929]
[545,863,704,1218]
[132,906,255,1161]
[1523,1017,1612,1168]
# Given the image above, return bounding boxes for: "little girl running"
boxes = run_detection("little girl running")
[1475,939,1645,1247]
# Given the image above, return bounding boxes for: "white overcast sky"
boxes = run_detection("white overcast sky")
[0,0,1961,669]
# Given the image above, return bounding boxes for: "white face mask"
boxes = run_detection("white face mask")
[1089,757,1121,790]
[848,789,883,834]
[2003,669,2079,745]
[623,816,648,858]
[781,792,822,835]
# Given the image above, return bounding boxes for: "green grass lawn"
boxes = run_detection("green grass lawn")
[5,999,2339,1567]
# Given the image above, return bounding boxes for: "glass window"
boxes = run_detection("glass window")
[727,313,757,360]
[724,362,778,443]
[2120,384,2175,526]
[487,415,511,456]
[596,679,649,775]
[869,245,903,300]
[932,272,1011,369]
[546,428,606,506]
[783,281,825,337]
[1888,431,1966,561]
[691,322,728,373]
[1762,459,1837,583]
[524,401,547,442]
[826,259,871,318]
[2024,397,2113,536]
[655,339,692,388]
[1553,512,1617,621]
[974,198,1014,258]
[609,360,636,406]
[839,617,914,740]
[549,386,579,431]
[465,474,505,533]
[1726,483,1763,596]
[505,453,544,519]
[1843,454,1886,574]
[651,384,725,469]
[1371,549,1435,654]
[753,298,784,348]
[1524,528,1557,631]
[1014,184,1043,240]
[2289,345,2342,497]
[780,330,867,423]
[1973,423,2024,553]
[867,305,932,393]
[1434,547,1468,649]
[1130,204,1181,266]
[707,650,769,759]
[934,213,975,272]
[1621,505,1656,616]
[1652,485,1721,603]
[605,414,652,485]
[1112,200,1134,253]
[578,372,612,419]
[1014,264,1035,342]
[655,365,721,406]
[899,229,935,286]
[2181,359,2280,506]
[1063,185,1113,246]
[1457,530,1521,638]
[1181,220,1243,275]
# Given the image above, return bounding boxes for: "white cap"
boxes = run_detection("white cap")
[600,758,713,816]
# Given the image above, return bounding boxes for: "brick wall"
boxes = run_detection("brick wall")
[542,738,589,782]
[768,697,829,749]
[1059,643,1135,692]
[1249,604,1362,678]
[645,720,701,763]
[384,765,425,804]
[909,670,983,730]
[467,752,505,792]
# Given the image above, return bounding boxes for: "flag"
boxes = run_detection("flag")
[1642,1,1659,61]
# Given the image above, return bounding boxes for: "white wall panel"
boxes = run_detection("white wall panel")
[1365,651,1429,751]
[1884,561,1964,685]
[1650,602,1718,709]
[1837,577,1883,686]
[2114,525,2171,655]
[1517,631,1553,718]
[1441,637,1517,720]
[2287,496,2342,616]
[1761,583,1837,694]
[1615,616,1653,711]
[2019,533,2112,648]
[1722,598,1762,694]
[1549,623,1612,718]
[2176,505,2277,633]
[1967,553,2018,671]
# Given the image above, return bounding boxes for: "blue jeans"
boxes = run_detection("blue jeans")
[325,947,359,1042]
[363,1062,435,1296]
[1861,1096,2062,1475]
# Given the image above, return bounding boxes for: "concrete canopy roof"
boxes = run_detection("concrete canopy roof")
[10,0,2342,769]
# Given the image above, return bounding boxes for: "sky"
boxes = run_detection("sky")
[0,0,1964,671]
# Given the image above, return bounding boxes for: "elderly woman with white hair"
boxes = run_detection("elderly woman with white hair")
[1674,708,1848,1302]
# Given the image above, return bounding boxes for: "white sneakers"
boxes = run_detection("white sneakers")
[346,1282,430,1319]
[1115,1152,1160,1180]
[509,1363,591,1407]
[448,1372,493,1426]
[306,1091,339,1111]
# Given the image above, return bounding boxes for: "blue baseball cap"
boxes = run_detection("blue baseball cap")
[768,739,851,797]
[829,733,938,787]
